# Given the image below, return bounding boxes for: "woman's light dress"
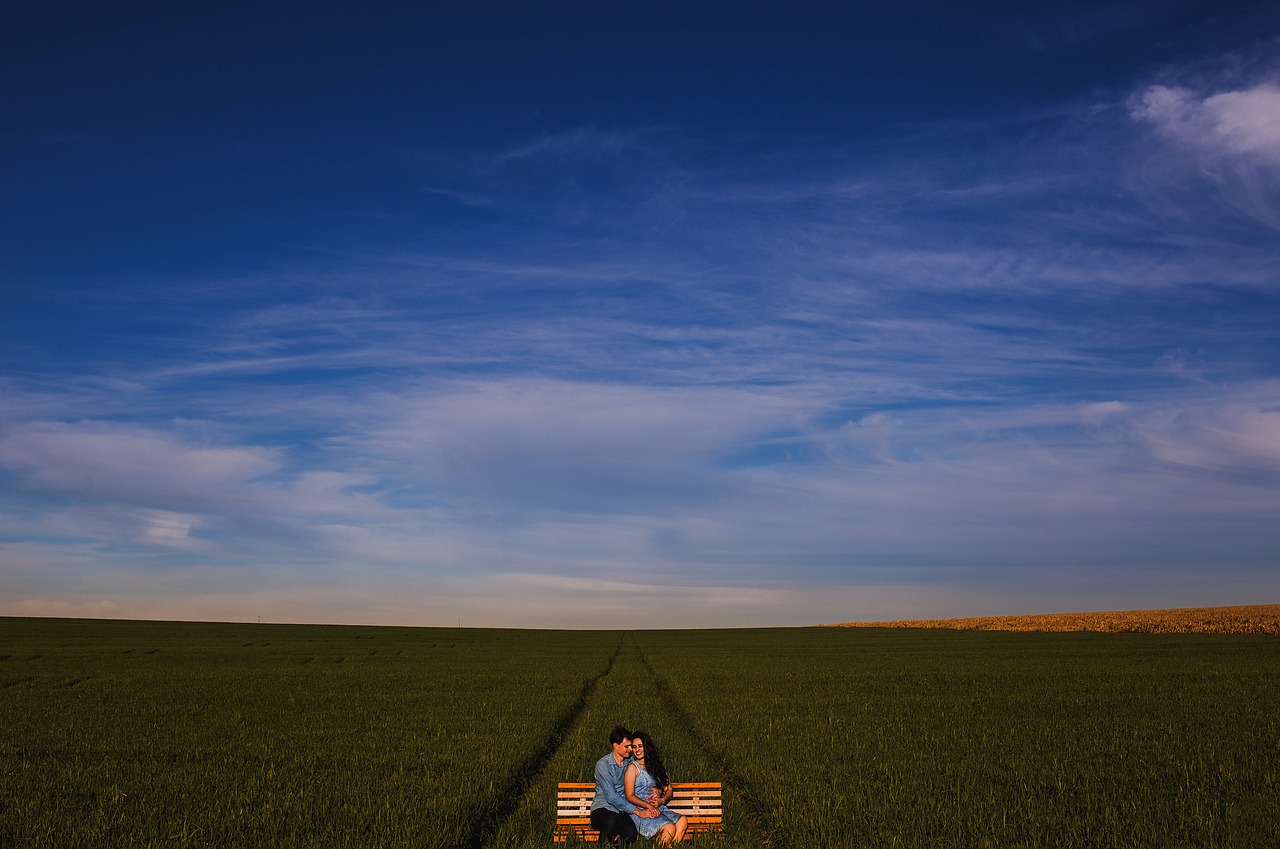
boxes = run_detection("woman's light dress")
[628,766,682,838]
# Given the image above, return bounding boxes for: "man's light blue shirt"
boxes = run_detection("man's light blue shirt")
[591,752,633,812]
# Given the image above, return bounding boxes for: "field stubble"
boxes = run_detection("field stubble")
[3,618,1278,847]
[640,627,1279,848]
[0,619,618,848]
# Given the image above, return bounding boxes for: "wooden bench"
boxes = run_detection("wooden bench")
[554,782,723,842]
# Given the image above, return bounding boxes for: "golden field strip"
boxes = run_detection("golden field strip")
[830,603,1280,635]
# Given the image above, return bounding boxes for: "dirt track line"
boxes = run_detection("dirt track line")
[631,636,783,848]
[465,635,624,849]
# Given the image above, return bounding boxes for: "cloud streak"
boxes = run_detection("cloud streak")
[1127,54,1280,231]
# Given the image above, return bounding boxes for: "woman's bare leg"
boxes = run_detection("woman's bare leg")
[656,823,677,845]
[673,815,689,842]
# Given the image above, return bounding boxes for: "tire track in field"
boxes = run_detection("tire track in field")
[632,636,784,848]
[464,635,624,849]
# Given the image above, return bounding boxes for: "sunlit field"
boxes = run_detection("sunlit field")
[832,604,1280,634]
[3,618,1277,847]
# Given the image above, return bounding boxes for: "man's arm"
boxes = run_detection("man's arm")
[596,759,632,813]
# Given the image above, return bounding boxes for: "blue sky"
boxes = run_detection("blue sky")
[3,1,1279,627]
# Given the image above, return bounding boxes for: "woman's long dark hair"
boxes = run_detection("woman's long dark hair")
[632,730,670,790]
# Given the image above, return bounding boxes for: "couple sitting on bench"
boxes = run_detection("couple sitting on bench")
[590,725,689,845]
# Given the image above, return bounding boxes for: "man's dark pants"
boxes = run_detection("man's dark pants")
[590,808,637,845]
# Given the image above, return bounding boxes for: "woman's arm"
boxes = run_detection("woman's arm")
[655,781,674,805]
[624,763,658,813]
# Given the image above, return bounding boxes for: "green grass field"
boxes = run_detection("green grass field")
[2,618,1277,847]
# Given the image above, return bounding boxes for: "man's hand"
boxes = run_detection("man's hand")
[634,807,660,818]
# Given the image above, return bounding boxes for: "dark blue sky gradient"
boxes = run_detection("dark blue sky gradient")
[7,0,1276,282]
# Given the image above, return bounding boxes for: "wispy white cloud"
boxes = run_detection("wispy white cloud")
[0,422,278,502]
[490,126,660,168]
[420,186,496,207]
[137,509,205,549]
[1138,401,1280,484]
[1134,82,1280,164]
[1128,59,1280,231]
[363,379,803,512]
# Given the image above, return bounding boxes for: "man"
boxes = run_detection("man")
[590,726,658,844]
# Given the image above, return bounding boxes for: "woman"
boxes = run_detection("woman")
[624,731,689,844]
